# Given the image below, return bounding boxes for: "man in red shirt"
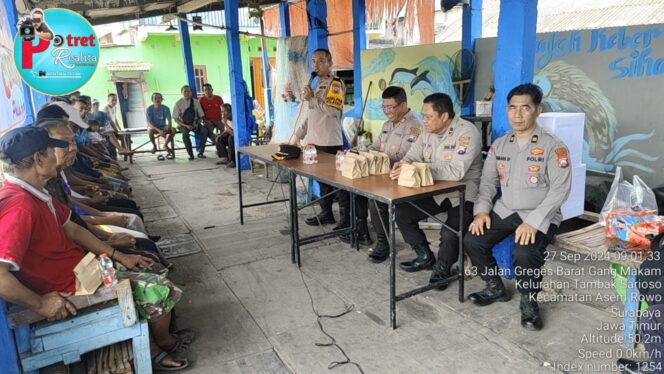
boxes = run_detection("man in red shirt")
[0,126,190,370]
[198,83,226,161]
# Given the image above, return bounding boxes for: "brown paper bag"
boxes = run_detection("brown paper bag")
[74,252,102,295]
[359,151,378,175]
[370,150,391,174]
[341,157,363,179]
[412,162,434,186]
[346,153,369,177]
[398,163,421,188]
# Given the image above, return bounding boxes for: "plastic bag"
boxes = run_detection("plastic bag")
[605,209,664,248]
[599,167,658,226]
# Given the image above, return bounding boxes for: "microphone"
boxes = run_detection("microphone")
[307,71,318,88]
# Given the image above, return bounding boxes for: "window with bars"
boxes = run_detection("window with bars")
[194,65,207,96]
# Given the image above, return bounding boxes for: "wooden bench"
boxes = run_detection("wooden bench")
[0,280,152,373]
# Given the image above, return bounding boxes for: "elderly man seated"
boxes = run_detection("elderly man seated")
[0,127,191,371]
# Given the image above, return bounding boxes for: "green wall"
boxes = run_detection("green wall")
[81,33,276,108]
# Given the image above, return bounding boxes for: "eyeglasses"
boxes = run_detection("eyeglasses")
[382,102,402,112]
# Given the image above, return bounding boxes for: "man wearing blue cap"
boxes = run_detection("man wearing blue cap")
[0,127,191,370]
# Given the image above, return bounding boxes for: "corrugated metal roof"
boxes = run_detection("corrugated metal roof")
[106,62,152,72]
[435,0,664,43]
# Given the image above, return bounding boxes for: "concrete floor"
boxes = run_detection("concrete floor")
[127,150,640,374]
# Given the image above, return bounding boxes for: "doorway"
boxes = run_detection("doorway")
[115,81,147,129]
[250,57,276,110]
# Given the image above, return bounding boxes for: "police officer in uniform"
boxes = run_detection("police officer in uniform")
[352,86,423,261]
[465,83,571,331]
[340,87,423,247]
[290,49,348,227]
[392,93,482,287]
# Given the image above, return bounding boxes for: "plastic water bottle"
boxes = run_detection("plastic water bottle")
[335,150,345,171]
[297,184,308,207]
[303,145,318,165]
[99,253,117,287]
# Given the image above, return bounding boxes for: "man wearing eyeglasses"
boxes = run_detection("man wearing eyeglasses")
[345,86,422,261]
[30,9,53,41]
[390,93,482,286]
[465,83,571,331]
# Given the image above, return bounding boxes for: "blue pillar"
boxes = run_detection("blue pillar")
[224,0,250,170]
[352,0,366,117]
[178,14,197,97]
[491,0,538,139]
[306,0,328,62]
[279,2,290,36]
[461,0,482,116]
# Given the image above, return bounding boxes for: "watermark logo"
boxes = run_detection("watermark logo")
[13,8,98,95]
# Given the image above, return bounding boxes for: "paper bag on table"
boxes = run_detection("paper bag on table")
[345,153,369,177]
[398,163,421,188]
[412,162,434,187]
[341,157,363,179]
[359,151,378,175]
[74,252,102,296]
[371,151,391,175]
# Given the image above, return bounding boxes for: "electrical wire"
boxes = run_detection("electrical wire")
[298,268,365,374]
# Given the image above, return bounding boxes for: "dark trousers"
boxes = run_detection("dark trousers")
[368,200,389,242]
[316,145,349,215]
[464,212,556,296]
[93,204,144,220]
[396,198,473,268]
[180,125,208,157]
[218,133,235,162]
[642,304,664,371]
[106,197,139,210]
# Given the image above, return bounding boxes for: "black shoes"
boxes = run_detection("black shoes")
[368,238,389,263]
[340,218,373,246]
[305,212,336,226]
[468,277,511,306]
[399,243,435,272]
[429,262,451,290]
[520,295,543,331]
[198,153,207,159]
[332,207,350,231]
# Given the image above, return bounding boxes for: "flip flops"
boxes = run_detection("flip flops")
[152,351,189,372]
[157,155,166,161]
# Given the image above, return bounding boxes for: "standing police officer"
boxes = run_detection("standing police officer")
[465,83,571,331]
[392,93,482,288]
[355,86,422,262]
[290,49,348,227]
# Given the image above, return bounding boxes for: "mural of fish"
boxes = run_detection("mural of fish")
[534,60,657,174]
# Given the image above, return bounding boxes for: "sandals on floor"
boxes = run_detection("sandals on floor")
[157,155,166,161]
[152,351,189,372]
[166,153,175,160]
[166,329,195,359]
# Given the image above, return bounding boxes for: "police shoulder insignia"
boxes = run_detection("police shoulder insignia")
[509,134,515,143]
[555,147,568,158]
[558,157,570,169]
[324,80,344,110]
[531,135,539,143]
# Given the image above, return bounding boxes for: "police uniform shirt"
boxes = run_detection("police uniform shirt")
[403,116,483,207]
[474,125,572,233]
[369,110,422,165]
[295,75,345,147]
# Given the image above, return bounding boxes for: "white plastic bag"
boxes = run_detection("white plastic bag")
[599,167,658,226]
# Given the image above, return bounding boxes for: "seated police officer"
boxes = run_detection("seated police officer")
[391,93,482,288]
[347,86,422,260]
[465,83,571,331]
